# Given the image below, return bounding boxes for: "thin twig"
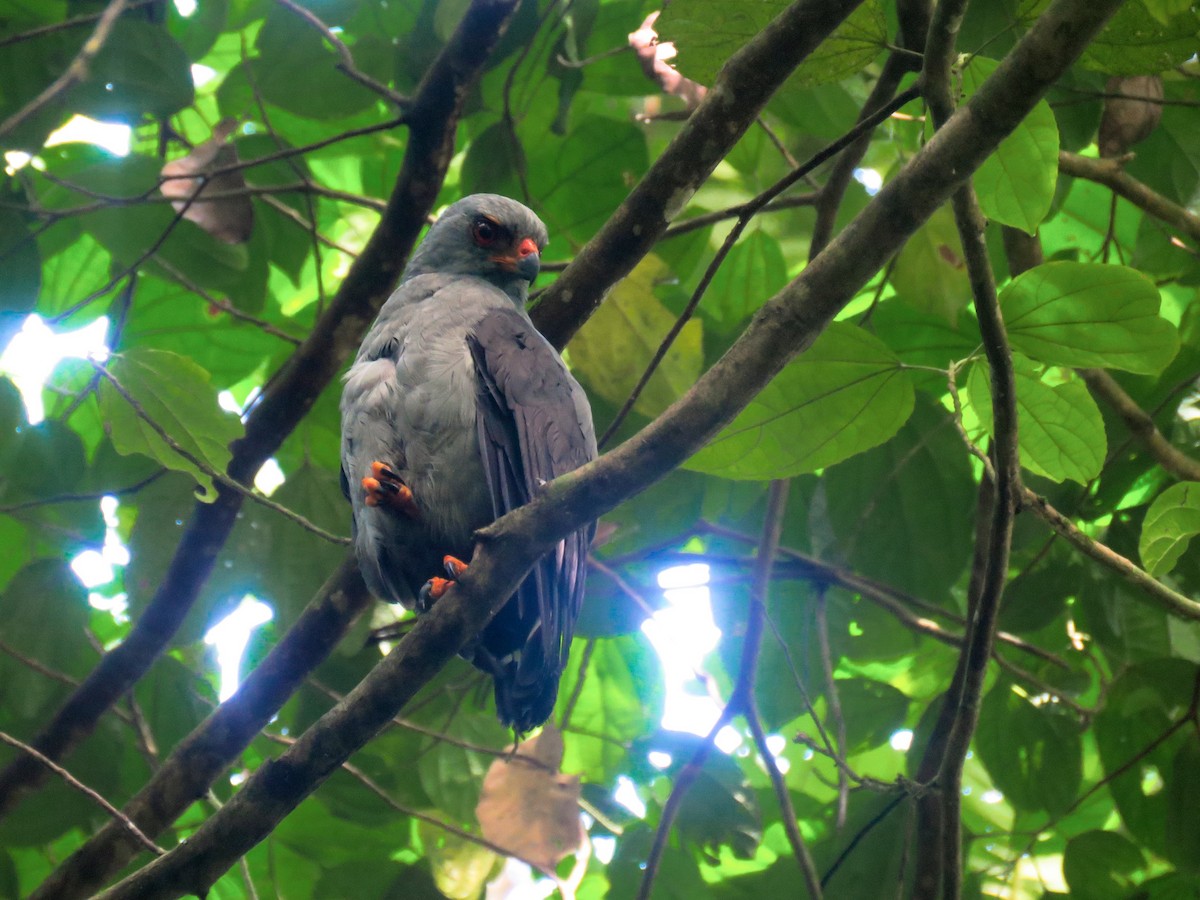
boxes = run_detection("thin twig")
[273,0,409,107]
[0,731,164,856]
[262,732,554,875]
[1024,487,1200,620]
[0,0,130,141]
[90,362,351,546]
[814,590,849,829]
[599,84,921,447]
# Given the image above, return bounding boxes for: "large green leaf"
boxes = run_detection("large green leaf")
[1082,0,1200,74]
[703,226,789,330]
[97,348,243,499]
[825,397,976,599]
[252,7,387,120]
[1139,482,1200,577]
[1094,660,1198,855]
[1002,262,1179,374]
[73,21,194,119]
[1063,831,1147,899]
[968,357,1106,484]
[962,57,1059,234]
[559,636,662,784]
[687,322,915,480]
[658,0,885,88]
[975,680,1083,817]
[569,255,702,419]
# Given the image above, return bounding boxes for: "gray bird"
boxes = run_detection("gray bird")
[340,194,596,733]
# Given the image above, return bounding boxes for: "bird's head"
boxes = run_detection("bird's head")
[404,194,549,303]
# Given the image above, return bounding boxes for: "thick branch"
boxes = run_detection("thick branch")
[531,0,867,348]
[98,3,1125,894]
[916,4,1022,894]
[1059,150,1200,244]
[0,0,519,820]
[1079,368,1200,482]
[34,557,369,900]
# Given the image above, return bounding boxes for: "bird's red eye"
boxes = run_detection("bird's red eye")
[472,218,499,246]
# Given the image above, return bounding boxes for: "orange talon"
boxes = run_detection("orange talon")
[427,577,453,601]
[443,556,469,579]
[362,462,419,517]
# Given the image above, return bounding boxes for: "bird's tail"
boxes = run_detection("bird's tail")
[492,640,560,735]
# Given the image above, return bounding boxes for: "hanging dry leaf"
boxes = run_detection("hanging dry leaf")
[1098,75,1163,158]
[160,119,254,244]
[475,725,584,873]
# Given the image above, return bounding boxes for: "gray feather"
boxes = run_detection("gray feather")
[339,195,594,732]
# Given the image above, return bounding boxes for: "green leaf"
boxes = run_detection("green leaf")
[74,21,194,119]
[890,206,970,322]
[675,747,761,859]
[825,397,976,599]
[962,57,1059,234]
[1166,739,1200,872]
[35,231,110,319]
[1139,482,1200,577]
[658,0,885,88]
[968,357,1106,484]
[0,208,40,339]
[252,7,386,120]
[835,678,910,754]
[1094,660,1198,855]
[559,636,662,784]
[1002,262,1179,374]
[704,227,789,330]
[569,255,702,419]
[1083,1,1200,75]
[98,348,243,499]
[686,322,914,480]
[1063,831,1147,899]
[526,114,649,247]
[976,680,1083,817]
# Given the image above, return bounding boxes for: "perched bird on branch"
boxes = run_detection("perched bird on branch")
[340,194,596,733]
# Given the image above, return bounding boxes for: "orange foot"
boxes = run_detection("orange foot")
[418,556,469,611]
[362,461,419,518]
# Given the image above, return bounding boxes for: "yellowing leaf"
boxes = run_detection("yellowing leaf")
[569,255,702,418]
[686,322,914,480]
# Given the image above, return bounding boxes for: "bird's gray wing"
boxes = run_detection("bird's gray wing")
[467,306,596,721]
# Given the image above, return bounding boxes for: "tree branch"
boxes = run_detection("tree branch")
[33,556,370,900]
[0,0,522,820]
[95,3,1126,894]
[0,0,130,141]
[1022,487,1200,621]
[1078,368,1200,482]
[0,731,164,858]
[532,0,868,349]
[1059,150,1200,244]
[916,3,1022,894]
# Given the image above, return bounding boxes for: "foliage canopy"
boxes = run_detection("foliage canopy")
[0,0,1199,898]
